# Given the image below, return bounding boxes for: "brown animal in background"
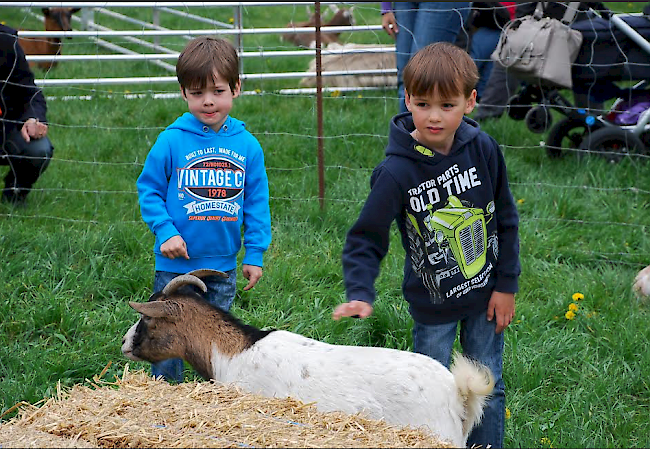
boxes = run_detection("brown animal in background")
[281,5,355,49]
[18,7,81,71]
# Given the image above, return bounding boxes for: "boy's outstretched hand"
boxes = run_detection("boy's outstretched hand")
[242,264,262,291]
[487,291,516,334]
[332,300,373,320]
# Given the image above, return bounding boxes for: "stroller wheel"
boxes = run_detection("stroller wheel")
[507,93,532,121]
[579,127,647,163]
[545,117,595,158]
[525,106,553,134]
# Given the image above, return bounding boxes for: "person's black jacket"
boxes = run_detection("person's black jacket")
[515,2,609,22]
[0,23,47,143]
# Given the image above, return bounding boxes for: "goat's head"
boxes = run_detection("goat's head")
[42,7,80,38]
[325,5,356,27]
[121,274,209,363]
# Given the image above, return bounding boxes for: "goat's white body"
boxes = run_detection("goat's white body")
[634,265,650,298]
[300,43,397,88]
[211,330,466,446]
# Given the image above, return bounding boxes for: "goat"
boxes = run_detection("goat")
[300,42,397,88]
[633,265,650,299]
[18,7,80,71]
[122,271,495,447]
[281,5,355,49]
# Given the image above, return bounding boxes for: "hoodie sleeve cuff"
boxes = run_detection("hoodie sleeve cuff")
[495,274,519,294]
[155,222,180,247]
[243,247,265,267]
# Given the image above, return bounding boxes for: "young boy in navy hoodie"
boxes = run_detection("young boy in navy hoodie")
[137,36,271,382]
[333,42,520,448]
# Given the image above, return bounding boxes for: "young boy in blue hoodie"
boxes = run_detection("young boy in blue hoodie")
[137,36,271,382]
[333,42,520,448]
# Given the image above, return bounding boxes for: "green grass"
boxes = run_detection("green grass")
[1,3,650,448]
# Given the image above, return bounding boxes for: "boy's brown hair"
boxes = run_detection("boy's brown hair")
[176,36,240,93]
[403,42,479,100]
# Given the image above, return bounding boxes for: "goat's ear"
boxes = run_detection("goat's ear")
[42,8,51,16]
[130,300,182,320]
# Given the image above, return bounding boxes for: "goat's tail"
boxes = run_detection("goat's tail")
[450,351,496,439]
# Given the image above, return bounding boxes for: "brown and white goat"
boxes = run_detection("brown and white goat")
[18,7,81,71]
[281,5,355,49]
[122,272,495,447]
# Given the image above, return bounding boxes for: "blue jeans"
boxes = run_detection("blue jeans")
[394,2,471,113]
[469,27,502,100]
[150,268,237,382]
[412,310,505,448]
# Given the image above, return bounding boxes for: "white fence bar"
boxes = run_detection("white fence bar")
[26,46,395,63]
[16,24,383,38]
[157,6,235,28]
[34,68,397,86]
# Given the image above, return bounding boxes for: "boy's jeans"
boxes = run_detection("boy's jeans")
[412,310,505,449]
[150,268,237,383]
[394,2,471,113]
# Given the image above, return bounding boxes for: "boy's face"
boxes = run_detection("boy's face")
[405,88,476,155]
[181,70,241,133]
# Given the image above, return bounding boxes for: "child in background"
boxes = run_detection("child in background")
[333,42,520,448]
[137,36,272,383]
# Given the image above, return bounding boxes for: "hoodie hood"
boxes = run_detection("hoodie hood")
[387,112,481,162]
[167,112,246,138]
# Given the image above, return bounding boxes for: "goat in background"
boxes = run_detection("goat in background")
[18,7,81,71]
[281,4,355,49]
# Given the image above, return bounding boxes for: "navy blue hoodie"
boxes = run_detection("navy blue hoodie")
[342,113,520,324]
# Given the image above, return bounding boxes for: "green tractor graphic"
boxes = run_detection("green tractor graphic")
[406,195,496,303]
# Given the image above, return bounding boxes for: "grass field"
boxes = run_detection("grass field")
[1,3,650,448]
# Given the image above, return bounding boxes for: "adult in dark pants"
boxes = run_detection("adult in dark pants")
[1,23,54,205]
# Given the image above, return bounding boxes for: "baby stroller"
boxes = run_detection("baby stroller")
[505,9,650,162]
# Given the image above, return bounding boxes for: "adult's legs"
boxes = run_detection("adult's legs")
[1,130,53,203]
[469,27,502,101]
[474,64,521,121]
[394,2,471,113]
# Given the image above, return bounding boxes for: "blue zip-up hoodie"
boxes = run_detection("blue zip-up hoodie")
[342,113,520,324]
[137,112,271,273]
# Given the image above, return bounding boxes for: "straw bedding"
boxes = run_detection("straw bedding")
[0,365,452,448]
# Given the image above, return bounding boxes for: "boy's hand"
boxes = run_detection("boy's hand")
[332,300,373,320]
[487,291,516,334]
[381,12,399,38]
[242,264,262,291]
[160,235,189,260]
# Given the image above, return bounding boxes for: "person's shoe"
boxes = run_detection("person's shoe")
[1,188,28,207]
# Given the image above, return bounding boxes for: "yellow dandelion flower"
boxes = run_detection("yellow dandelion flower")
[517,198,525,205]
[572,292,584,301]
[565,310,576,320]
[255,88,261,94]
[357,94,363,98]
[229,17,234,24]
[568,303,579,312]
[505,407,511,419]
[0,21,5,25]
[541,437,551,445]
[331,90,341,97]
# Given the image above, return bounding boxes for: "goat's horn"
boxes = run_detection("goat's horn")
[186,268,229,279]
[162,274,207,295]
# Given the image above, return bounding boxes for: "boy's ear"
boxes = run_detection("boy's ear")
[232,80,242,98]
[465,89,477,115]
[180,85,187,100]
[404,89,412,112]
